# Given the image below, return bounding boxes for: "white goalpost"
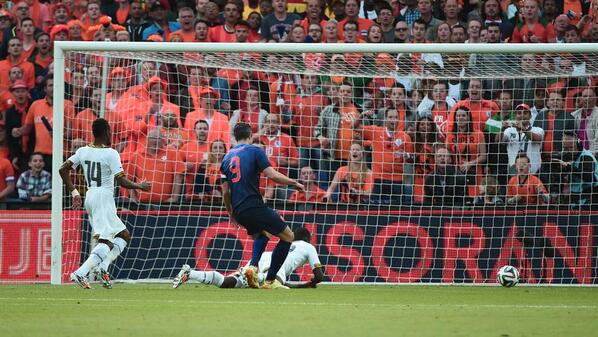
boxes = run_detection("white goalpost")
[51,42,598,285]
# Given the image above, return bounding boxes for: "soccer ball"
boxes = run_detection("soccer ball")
[497,265,519,287]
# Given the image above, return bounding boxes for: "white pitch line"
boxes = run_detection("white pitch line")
[0,297,596,310]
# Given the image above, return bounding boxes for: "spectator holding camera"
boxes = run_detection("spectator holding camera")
[502,104,544,174]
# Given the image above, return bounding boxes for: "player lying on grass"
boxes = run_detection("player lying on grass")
[59,118,151,289]
[172,227,324,289]
[220,122,305,289]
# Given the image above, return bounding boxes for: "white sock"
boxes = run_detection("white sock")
[257,272,266,284]
[99,237,127,271]
[189,270,224,287]
[75,243,110,277]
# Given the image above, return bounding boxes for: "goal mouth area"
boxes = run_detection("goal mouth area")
[49,42,598,285]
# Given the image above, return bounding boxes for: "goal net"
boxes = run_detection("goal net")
[52,42,598,285]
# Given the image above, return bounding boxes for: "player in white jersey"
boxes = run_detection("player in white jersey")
[173,227,324,289]
[59,118,150,289]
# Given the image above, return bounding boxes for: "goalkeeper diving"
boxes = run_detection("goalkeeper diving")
[172,227,324,289]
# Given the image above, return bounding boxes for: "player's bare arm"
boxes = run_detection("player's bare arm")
[59,160,82,209]
[263,166,304,191]
[287,266,324,289]
[116,174,151,191]
[221,180,238,226]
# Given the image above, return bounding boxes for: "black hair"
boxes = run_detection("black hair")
[92,118,110,139]
[233,122,252,141]
[29,152,44,162]
[293,227,312,242]
[194,119,209,129]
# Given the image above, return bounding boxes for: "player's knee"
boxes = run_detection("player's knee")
[116,230,131,244]
[98,239,114,250]
[220,277,237,288]
[278,228,294,242]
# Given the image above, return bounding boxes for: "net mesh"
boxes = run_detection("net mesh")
[58,46,598,284]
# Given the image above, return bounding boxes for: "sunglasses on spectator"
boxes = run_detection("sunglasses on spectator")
[395,27,408,31]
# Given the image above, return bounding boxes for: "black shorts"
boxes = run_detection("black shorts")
[234,206,287,236]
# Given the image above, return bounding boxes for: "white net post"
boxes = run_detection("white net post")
[52,42,598,285]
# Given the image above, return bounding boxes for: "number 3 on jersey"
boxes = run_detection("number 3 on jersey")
[84,160,102,187]
[229,156,241,183]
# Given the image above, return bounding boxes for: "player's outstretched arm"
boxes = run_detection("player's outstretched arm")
[287,267,324,289]
[116,174,151,191]
[263,167,304,191]
[59,161,82,209]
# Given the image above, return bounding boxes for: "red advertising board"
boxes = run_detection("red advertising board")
[0,211,82,283]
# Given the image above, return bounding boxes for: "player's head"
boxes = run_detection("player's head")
[233,122,252,142]
[92,118,111,145]
[293,227,311,243]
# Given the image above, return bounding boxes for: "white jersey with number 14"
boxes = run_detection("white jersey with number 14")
[67,145,124,192]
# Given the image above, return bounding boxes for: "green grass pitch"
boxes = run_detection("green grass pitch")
[1,284,597,337]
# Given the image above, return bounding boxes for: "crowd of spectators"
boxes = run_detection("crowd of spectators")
[0,0,597,208]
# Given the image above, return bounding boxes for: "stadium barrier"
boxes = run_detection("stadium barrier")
[3,210,596,284]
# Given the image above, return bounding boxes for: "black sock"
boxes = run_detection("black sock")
[266,240,291,281]
[250,234,269,266]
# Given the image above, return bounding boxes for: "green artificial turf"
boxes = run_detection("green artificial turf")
[0,284,596,337]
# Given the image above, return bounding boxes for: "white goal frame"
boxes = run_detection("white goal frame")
[51,42,598,285]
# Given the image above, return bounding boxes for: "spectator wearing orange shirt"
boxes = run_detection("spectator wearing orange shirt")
[172,7,197,42]
[412,116,438,204]
[80,1,102,39]
[0,156,15,200]
[446,78,500,133]
[5,80,32,171]
[105,67,130,115]
[445,106,487,197]
[208,2,240,42]
[257,113,300,200]
[506,153,550,205]
[181,119,210,200]
[337,0,374,40]
[194,20,209,42]
[17,75,75,172]
[71,87,124,147]
[114,0,131,26]
[291,73,328,170]
[288,166,326,203]
[23,0,51,31]
[299,0,327,37]
[371,84,415,133]
[511,0,557,43]
[229,86,268,136]
[184,87,231,148]
[67,20,85,41]
[20,18,37,61]
[29,32,53,82]
[533,89,577,159]
[126,128,184,204]
[0,38,36,91]
[360,108,414,204]
[160,112,189,149]
[324,142,373,204]
[189,139,227,203]
[323,19,340,43]
[314,83,359,184]
[138,76,182,128]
